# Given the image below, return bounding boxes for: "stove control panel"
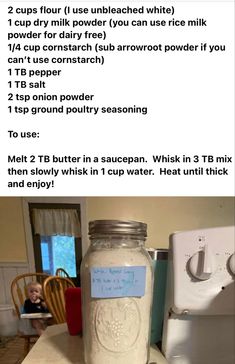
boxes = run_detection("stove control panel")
[168,226,235,315]
[188,244,217,280]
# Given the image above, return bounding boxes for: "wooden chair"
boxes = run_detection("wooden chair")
[11,272,49,357]
[55,267,70,278]
[42,276,75,324]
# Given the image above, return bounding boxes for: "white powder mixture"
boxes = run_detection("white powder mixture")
[81,247,153,364]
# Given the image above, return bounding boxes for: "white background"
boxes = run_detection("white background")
[0,0,234,196]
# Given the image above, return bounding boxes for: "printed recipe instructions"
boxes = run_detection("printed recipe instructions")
[0,0,234,195]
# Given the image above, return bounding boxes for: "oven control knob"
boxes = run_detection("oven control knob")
[228,253,235,275]
[189,244,215,280]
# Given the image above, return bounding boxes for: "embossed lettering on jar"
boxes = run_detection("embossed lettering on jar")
[81,220,153,364]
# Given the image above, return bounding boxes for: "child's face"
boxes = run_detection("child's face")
[28,285,42,302]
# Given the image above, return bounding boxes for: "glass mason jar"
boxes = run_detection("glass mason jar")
[81,220,153,364]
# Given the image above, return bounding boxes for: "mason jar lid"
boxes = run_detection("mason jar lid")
[89,220,147,238]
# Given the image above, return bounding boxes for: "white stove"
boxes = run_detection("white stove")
[162,226,235,364]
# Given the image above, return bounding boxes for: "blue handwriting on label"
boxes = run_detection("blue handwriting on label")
[91,266,146,298]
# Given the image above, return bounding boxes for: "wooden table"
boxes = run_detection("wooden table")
[22,323,168,364]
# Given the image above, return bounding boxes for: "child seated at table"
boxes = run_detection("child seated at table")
[24,281,49,336]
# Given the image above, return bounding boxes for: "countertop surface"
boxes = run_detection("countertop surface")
[22,323,168,364]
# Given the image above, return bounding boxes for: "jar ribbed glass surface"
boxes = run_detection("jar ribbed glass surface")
[81,220,153,364]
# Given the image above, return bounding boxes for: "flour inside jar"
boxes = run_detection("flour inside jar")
[81,246,153,364]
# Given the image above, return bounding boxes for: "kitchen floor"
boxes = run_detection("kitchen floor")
[0,336,36,364]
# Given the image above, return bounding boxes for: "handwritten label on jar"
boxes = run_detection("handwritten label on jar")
[91,266,146,298]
